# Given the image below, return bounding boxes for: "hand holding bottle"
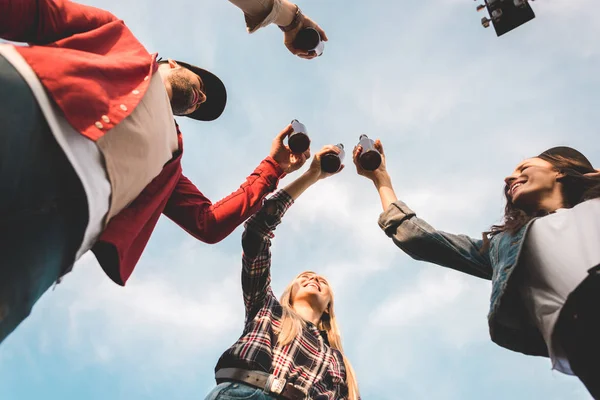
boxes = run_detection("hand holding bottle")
[353,139,389,185]
[306,145,345,182]
[270,124,311,174]
[283,14,327,59]
[353,139,398,211]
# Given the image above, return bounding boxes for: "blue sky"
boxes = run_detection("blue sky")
[1,0,599,399]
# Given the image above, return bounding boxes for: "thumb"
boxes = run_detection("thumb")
[276,124,294,145]
[316,26,328,41]
[374,139,385,155]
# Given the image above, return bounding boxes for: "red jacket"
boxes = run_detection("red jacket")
[1,0,285,285]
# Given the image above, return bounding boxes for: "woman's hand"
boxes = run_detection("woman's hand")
[353,139,390,186]
[305,145,345,182]
[353,139,398,210]
[282,145,342,200]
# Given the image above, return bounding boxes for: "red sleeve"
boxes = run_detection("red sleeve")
[0,0,118,44]
[162,157,286,244]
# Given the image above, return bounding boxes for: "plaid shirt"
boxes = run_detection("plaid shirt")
[215,190,350,399]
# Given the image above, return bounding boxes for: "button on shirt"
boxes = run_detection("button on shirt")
[215,190,351,399]
[0,0,289,285]
[0,45,177,262]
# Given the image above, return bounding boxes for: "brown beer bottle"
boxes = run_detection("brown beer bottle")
[357,134,382,171]
[321,144,345,173]
[292,27,325,57]
[288,119,311,154]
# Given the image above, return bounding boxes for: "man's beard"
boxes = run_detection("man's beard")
[169,72,194,116]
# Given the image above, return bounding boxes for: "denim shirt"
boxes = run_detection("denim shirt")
[379,200,548,357]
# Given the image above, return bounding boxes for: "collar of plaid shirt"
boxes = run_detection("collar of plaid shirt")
[214,190,351,399]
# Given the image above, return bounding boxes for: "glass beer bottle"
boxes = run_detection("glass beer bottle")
[357,134,382,171]
[288,119,311,154]
[321,143,345,173]
[293,27,325,57]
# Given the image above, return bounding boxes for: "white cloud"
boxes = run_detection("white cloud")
[370,268,490,347]
[2,0,599,399]
[30,248,245,374]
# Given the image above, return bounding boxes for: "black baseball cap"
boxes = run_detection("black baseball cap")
[161,59,227,121]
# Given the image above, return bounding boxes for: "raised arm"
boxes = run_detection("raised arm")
[0,0,118,44]
[163,157,284,244]
[163,124,309,243]
[241,145,345,319]
[241,190,293,320]
[228,0,296,32]
[228,0,327,59]
[353,141,493,280]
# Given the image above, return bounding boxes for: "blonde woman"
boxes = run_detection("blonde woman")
[205,146,360,400]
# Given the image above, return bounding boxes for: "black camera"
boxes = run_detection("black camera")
[477,0,536,37]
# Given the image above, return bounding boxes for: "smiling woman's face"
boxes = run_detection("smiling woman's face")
[290,271,331,313]
[504,157,564,211]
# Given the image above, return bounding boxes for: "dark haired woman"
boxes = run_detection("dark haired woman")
[353,142,600,398]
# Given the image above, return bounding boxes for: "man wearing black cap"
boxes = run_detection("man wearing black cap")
[0,0,312,344]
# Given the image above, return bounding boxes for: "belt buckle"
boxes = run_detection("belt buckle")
[267,375,286,395]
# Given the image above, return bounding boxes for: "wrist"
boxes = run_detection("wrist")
[265,156,286,177]
[301,169,320,185]
[373,173,392,189]
[278,3,303,32]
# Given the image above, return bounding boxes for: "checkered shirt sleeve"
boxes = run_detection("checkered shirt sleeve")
[241,189,294,320]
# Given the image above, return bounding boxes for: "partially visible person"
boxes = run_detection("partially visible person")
[229,0,328,59]
[205,146,360,400]
[0,0,311,345]
[354,141,600,398]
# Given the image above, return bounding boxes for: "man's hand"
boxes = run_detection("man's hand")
[284,14,327,60]
[270,124,310,174]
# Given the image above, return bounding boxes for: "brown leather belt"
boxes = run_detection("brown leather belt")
[215,368,306,400]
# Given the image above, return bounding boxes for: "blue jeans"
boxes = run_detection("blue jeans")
[204,382,276,400]
[0,55,88,344]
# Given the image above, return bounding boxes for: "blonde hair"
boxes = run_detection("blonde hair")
[278,271,360,400]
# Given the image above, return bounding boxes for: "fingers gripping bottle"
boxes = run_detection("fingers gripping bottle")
[293,27,325,56]
[357,134,382,171]
[321,143,345,173]
[288,119,311,154]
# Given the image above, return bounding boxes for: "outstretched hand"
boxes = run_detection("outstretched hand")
[353,139,398,210]
[284,14,328,60]
[281,145,343,200]
[353,139,389,183]
[305,145,345,181]
[269,124,310,174]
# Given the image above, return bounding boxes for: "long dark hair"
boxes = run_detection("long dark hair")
[486,148,600,240]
